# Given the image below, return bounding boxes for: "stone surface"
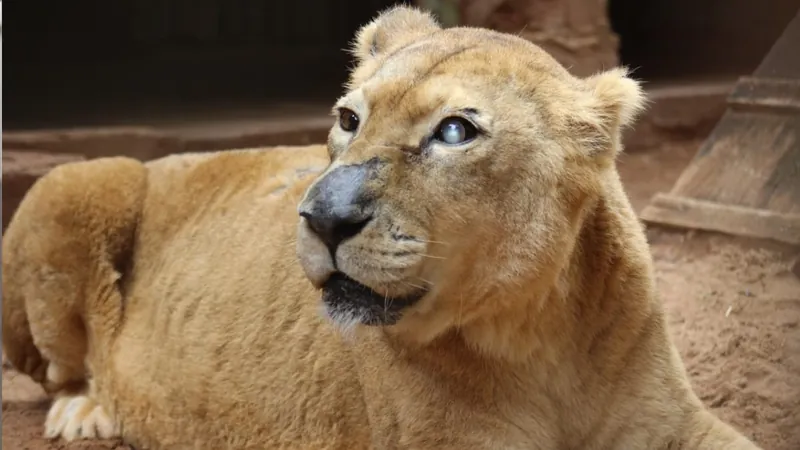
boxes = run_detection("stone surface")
[3,127,182,162]
[3,112,333,160]
[453,0,619,76]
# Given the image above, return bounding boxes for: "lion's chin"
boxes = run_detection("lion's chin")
[320,272,426,329]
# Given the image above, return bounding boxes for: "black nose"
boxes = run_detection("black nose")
[301,209,372,252]
[299,160,382,253]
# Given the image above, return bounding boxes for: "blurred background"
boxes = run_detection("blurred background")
[2,2,800,450]
[3,0,798,129]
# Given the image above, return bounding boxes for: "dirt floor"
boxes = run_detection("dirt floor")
[3,137,800,449]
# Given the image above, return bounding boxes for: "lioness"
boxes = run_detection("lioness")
[2,6,759,450]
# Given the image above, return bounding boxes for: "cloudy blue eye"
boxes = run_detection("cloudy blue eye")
[433,117,478,145]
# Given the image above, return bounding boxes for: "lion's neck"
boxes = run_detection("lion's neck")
[366,190,696,447]
[457,188,661,368]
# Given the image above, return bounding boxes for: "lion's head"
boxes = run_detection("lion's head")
[296,6,645,344]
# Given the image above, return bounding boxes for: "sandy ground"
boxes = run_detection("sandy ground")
[3,138,800,449]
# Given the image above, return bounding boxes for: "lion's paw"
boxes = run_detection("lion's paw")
[44,393,119,441]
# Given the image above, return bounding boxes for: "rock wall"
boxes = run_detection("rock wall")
[421,0,619,76]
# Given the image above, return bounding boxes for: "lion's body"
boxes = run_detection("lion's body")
[3,6,759,450]
[4,147,372,448]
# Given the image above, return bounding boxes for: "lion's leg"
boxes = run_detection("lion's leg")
[2,157,148,439]
[20,269,93,393]
[2,251,87,391]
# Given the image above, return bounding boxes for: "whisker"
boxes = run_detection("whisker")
[371,267,409,276]
[412,238,451,247]
[401,280,427,291]
[418,253,447,260]
[413,276,435,287]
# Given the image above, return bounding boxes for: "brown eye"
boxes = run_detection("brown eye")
[338,108,360,132]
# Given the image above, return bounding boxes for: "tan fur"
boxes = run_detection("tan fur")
[3,6,760,449]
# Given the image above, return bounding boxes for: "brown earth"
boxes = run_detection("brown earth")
[3,137,800,449]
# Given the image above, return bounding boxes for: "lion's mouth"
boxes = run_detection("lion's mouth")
[321,272,426,326]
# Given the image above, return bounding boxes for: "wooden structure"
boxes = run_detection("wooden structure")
[641,10,800,245]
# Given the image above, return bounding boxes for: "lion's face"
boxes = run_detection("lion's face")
[296,7,645,336]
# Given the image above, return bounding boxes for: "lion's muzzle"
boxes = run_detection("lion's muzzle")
[296,157,429,327]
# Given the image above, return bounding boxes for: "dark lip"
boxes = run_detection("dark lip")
[321,272,427,326]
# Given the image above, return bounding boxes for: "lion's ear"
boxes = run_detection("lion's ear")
[351,6,441,64]
[585,68,647,131]
[579,68,648,160]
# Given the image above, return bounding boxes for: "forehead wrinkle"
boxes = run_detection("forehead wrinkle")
[387,45,481,111]
[364,27,518,85]
[357,29,447,86]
